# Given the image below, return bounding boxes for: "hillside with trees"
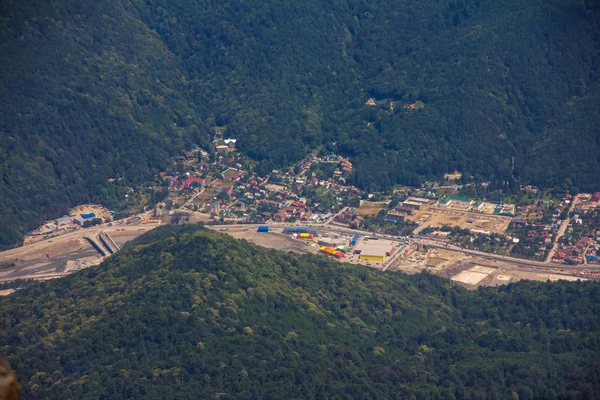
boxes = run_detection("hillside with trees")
[0,225,599,399]
[1,0,599,247]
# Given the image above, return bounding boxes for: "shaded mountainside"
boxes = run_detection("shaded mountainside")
[1,0,599,247]
[0,0,211,247]
[0,225,599,399]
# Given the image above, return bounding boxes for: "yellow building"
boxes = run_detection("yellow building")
[359,254,386,261]
[356,240,394,262]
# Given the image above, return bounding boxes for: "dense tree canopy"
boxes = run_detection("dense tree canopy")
[0,226,599,399]
[1,0,599,247]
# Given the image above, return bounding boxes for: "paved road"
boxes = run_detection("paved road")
[210,223,600,271]
[3,219,597,285]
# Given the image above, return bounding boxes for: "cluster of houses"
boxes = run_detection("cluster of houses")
[334,209,365,228]
[157,142,600,268]
[339,157,352,176]
[508,193,600,264]
[549,193,600,263]
[554,237,591,264]
[157,147,364,224]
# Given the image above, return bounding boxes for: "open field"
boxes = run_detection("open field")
[188,212,213,224]
[0,269,15,278]
[469,265,496,274]
[450,265,496,286]
[222,169,245,181]
[196,191,217,202]
[356,201,387,216]
[410,206,511,234]
[210,178,234,190]
[425,257,447,268]
[509,270,587,282]
[218,228,317,255]
[423,248,466,272]
[451,270,490,285]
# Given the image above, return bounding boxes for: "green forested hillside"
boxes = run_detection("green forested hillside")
[0,0,211,247]
[0,226,599,399]
[1,0,599,247]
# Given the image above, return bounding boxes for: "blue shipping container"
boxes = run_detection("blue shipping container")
[81,213,96,219]
[351,234,359,246]
[257,226,269,232]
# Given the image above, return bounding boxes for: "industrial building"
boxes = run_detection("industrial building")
[355,239,395,261]
[439,196,473,207]
[320,246,344,259]
[55,216,72,226]
[385,211,405,223]
[402,197,433,210]
[318,237,341,247]
[73,217,86,226]
[402,200,425,211]
[473,200,485,212]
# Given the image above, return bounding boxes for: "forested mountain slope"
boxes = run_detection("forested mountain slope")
[0,0,211,247]
[0,226,599,399]
[1,0,599,247]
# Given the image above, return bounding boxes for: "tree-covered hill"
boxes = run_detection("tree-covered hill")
[1,0,599,247]
[0,225,599,399]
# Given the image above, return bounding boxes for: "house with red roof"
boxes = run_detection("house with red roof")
[181,177,204,190]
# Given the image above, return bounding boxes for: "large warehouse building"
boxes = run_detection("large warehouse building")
[355,239,395,261]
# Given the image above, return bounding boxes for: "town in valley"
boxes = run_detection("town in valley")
[2,132,600,295]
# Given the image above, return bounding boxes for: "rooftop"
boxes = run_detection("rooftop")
[405,196,432,204]
[441,196,472,205]
[355,239,394,257]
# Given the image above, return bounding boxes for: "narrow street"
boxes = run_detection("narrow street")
[545,194,579,263]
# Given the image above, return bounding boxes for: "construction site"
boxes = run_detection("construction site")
[0,225,155,285]
[409,207,512,235]
[24,204,114,245]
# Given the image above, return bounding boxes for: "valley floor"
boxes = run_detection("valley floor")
[2,218,599,293]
